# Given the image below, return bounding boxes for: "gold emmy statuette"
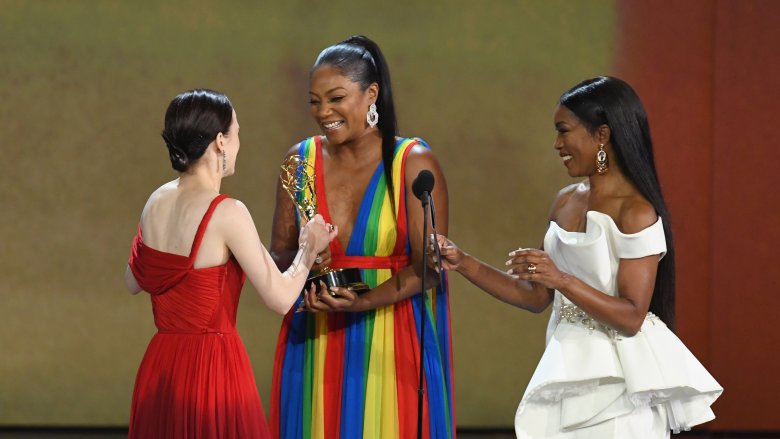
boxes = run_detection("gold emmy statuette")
[280,155,370,295]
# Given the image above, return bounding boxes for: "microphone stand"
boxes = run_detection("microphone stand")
[417,190,430,439]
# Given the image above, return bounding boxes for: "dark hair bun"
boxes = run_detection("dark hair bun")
[161,132,189,172]
[160,89,233,172]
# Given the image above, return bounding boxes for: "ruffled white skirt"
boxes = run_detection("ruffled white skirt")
[514,315,722,438]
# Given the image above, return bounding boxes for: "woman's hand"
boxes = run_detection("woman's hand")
[298,281,361,313]
[311,246,332,272]
[506,248,567,290]
[299,214,338,255]
[430,234,465,271]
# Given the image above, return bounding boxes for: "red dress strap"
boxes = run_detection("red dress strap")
[391,139,418,256]
[188,194,231,262]
[312,136,344,255]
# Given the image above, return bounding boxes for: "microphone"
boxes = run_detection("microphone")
[412,169,434,203]
[412,169,442,276]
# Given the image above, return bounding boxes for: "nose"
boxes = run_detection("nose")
[315,102,332,120]
[553,136,563,150]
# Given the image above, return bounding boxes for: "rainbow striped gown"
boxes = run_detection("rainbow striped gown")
[270,136,456,439]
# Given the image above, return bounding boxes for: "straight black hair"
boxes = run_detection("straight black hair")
[161,89,233,172]
[312,35,399,207]
[560,76,676,330]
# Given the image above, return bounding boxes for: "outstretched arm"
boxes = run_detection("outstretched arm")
[217,199,336,315]
[434,236,554,313]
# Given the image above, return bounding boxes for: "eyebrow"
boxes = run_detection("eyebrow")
[310,87,347,95]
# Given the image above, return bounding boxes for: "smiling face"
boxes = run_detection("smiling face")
[553,104,605,178]
[308,65,377,145]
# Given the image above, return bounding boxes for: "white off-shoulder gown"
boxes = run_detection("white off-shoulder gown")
[514,211,722,439]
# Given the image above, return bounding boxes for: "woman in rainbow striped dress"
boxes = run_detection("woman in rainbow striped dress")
[268,35,456,439]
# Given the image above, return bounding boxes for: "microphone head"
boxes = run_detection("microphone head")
[412,170,435,200]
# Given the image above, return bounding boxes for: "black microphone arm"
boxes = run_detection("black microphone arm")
[410,169,445,439]
[411,169,443,275]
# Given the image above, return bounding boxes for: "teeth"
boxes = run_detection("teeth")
[562,155,572,162]
[323,121,343,129]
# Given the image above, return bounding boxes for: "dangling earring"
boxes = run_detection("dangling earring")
[596,144,608,174]
[366,103,379,128]
[222,150,227,174]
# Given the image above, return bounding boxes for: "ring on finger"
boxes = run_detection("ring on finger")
[315,255,323,264]
[527,263,537,274]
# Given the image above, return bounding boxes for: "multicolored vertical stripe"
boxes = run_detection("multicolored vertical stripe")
[270,136,456,439]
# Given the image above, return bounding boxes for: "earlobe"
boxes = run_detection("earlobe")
[368,83,379,102]
[598,124,611,144]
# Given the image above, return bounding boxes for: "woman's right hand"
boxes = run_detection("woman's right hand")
[430,234,465,271]
[300,214,338,255]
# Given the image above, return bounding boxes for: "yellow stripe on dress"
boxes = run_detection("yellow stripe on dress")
[363,269,398,439]
[376,189,396,256]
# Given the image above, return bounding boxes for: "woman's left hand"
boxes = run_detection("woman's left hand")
[506,248,566,290]
[311,246,332,272]
[300,281,360,313]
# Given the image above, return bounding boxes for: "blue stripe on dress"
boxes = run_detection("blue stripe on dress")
[280,295,307,439]
[410,287,451,438]
[340,312,367,439]
[345,164,383,256]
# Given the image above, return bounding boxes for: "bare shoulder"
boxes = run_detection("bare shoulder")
[404,141,439,164]
[548,181,586,219]
[140,179,178,218]
[209,197,255,234]
[617,197,659,234]
[557,181,586,199]
[406,143,441,176]
[283,143,301,160]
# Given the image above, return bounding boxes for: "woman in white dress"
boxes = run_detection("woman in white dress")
[434,77,722,438]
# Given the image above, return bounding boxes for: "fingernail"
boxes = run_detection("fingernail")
[505,260,511,266]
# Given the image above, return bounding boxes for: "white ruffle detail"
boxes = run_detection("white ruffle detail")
[515,316,722,437]
[534,379,599,402]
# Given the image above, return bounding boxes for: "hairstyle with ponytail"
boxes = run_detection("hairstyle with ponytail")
[161,89,233,172]
[312,35,399,207]
[560,76,676,330]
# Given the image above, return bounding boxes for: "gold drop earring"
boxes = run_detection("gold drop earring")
[596,143,608,174]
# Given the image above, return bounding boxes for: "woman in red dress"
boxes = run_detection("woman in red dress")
[124,89,337,438]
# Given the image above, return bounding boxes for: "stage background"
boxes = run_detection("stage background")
[1,0,777,431]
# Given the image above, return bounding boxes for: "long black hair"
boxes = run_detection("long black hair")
[312,35,399,207]
[560,76,676,330]
[161,89,233,172]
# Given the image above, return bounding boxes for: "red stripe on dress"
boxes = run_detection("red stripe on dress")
[323,313,345,439]
[392,140,417,256]
[312,137,344,259]
[394,298,431,439]
[329,255,409,271]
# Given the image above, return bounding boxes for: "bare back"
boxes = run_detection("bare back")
[139,180,231,269]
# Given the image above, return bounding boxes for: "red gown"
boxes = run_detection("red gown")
[127,194,270,438]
